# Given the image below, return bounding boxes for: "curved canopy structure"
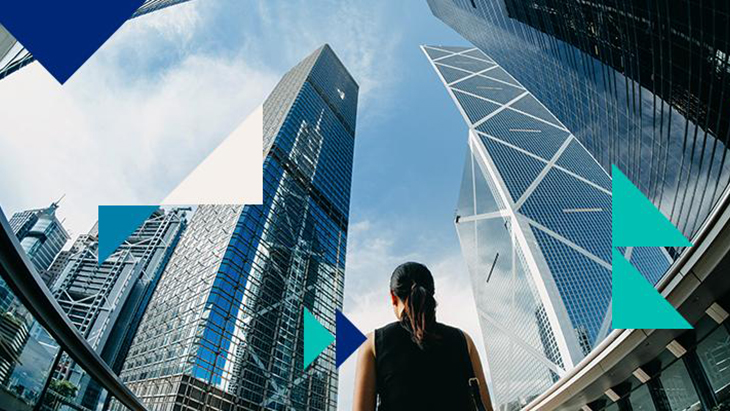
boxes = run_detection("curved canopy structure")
[0,207,147,411]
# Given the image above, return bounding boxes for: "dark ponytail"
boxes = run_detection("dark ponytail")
[390,262,438,349]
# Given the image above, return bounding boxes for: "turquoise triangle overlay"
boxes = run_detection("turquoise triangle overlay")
[612,165,692,247]
[612,249,691,329]
[98,205,158,264]
[303,308,335,369]
[611,164,692,329]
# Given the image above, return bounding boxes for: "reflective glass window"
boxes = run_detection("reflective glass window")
[696,325,730,402]
[658,360,701,411]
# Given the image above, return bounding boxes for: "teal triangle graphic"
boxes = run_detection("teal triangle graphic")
[303,308,334,369]
[612,249,692,329]
[612,165,692,247]
[98,205,158,264]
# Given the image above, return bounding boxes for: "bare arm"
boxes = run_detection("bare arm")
[353,332,376,411]
[465,332,494,411]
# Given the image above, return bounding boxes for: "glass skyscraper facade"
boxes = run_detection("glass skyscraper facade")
[0,0,191,80]
[8,202,70,279]
[427,0,730,257]
[423,45,671,410]
[0,202,69,408]
[116,44,357,411]
[50,208,186,410]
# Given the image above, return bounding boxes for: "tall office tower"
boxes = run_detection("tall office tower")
[46,230,98,290]
[50,208,186,409]
[423,45,671,410]
[116,44,357,411]
[0,201,69,402]
[0,0,191,80]
[8,201,70,283]
[427,0,730,252]
[45,248,77,291]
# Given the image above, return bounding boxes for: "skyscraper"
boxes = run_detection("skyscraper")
[116,44,357,411]
[46,224,99,290]
[45,240,84,291]
[50,208,187,410]
[423,45,671,410]
[0,0,191,80]
[0,201,69,405]
[502,0,730,155]
[9,201,70,279]
[427,0,730,253]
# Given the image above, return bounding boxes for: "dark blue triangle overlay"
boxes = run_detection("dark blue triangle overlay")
[336,310,366,368]
[0,0,146,83]
[98,205,158,264]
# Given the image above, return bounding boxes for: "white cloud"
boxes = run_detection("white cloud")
[0,3,278,236]
[0,0,402,238]
[0,2,432,408]
[338,219,486,410]
[248,0,402,123]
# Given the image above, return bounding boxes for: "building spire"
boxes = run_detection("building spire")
[47,194,66,213]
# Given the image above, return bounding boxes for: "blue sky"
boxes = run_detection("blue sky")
[0,1,485,408]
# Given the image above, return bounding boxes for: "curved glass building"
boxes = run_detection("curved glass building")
[427,0,730,252]
[425,2,730,410]
[423,45,671,410]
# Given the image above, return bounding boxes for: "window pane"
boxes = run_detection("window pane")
[0,277,59,410]
[696,325,730,401]
[659,360,701,411]
[630,384,657,411]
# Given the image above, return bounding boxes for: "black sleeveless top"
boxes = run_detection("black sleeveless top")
[374,322,473,411]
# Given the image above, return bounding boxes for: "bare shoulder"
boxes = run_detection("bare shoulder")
[365,331,375,348]
[360,332,376,357]
[460,329,477,353]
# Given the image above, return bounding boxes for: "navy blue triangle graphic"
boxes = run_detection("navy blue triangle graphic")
[0,0,146,83]
[336,310,366,368]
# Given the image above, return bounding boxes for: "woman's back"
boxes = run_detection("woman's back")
[354,262,492,411]
[375,321,472,411]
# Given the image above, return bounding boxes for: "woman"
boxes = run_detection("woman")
[353,262,493,411]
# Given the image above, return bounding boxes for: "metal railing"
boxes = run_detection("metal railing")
[0,207,146,411]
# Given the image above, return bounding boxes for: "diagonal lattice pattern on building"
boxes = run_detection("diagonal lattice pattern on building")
[426,0,730,258]
[423,45,671,410]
